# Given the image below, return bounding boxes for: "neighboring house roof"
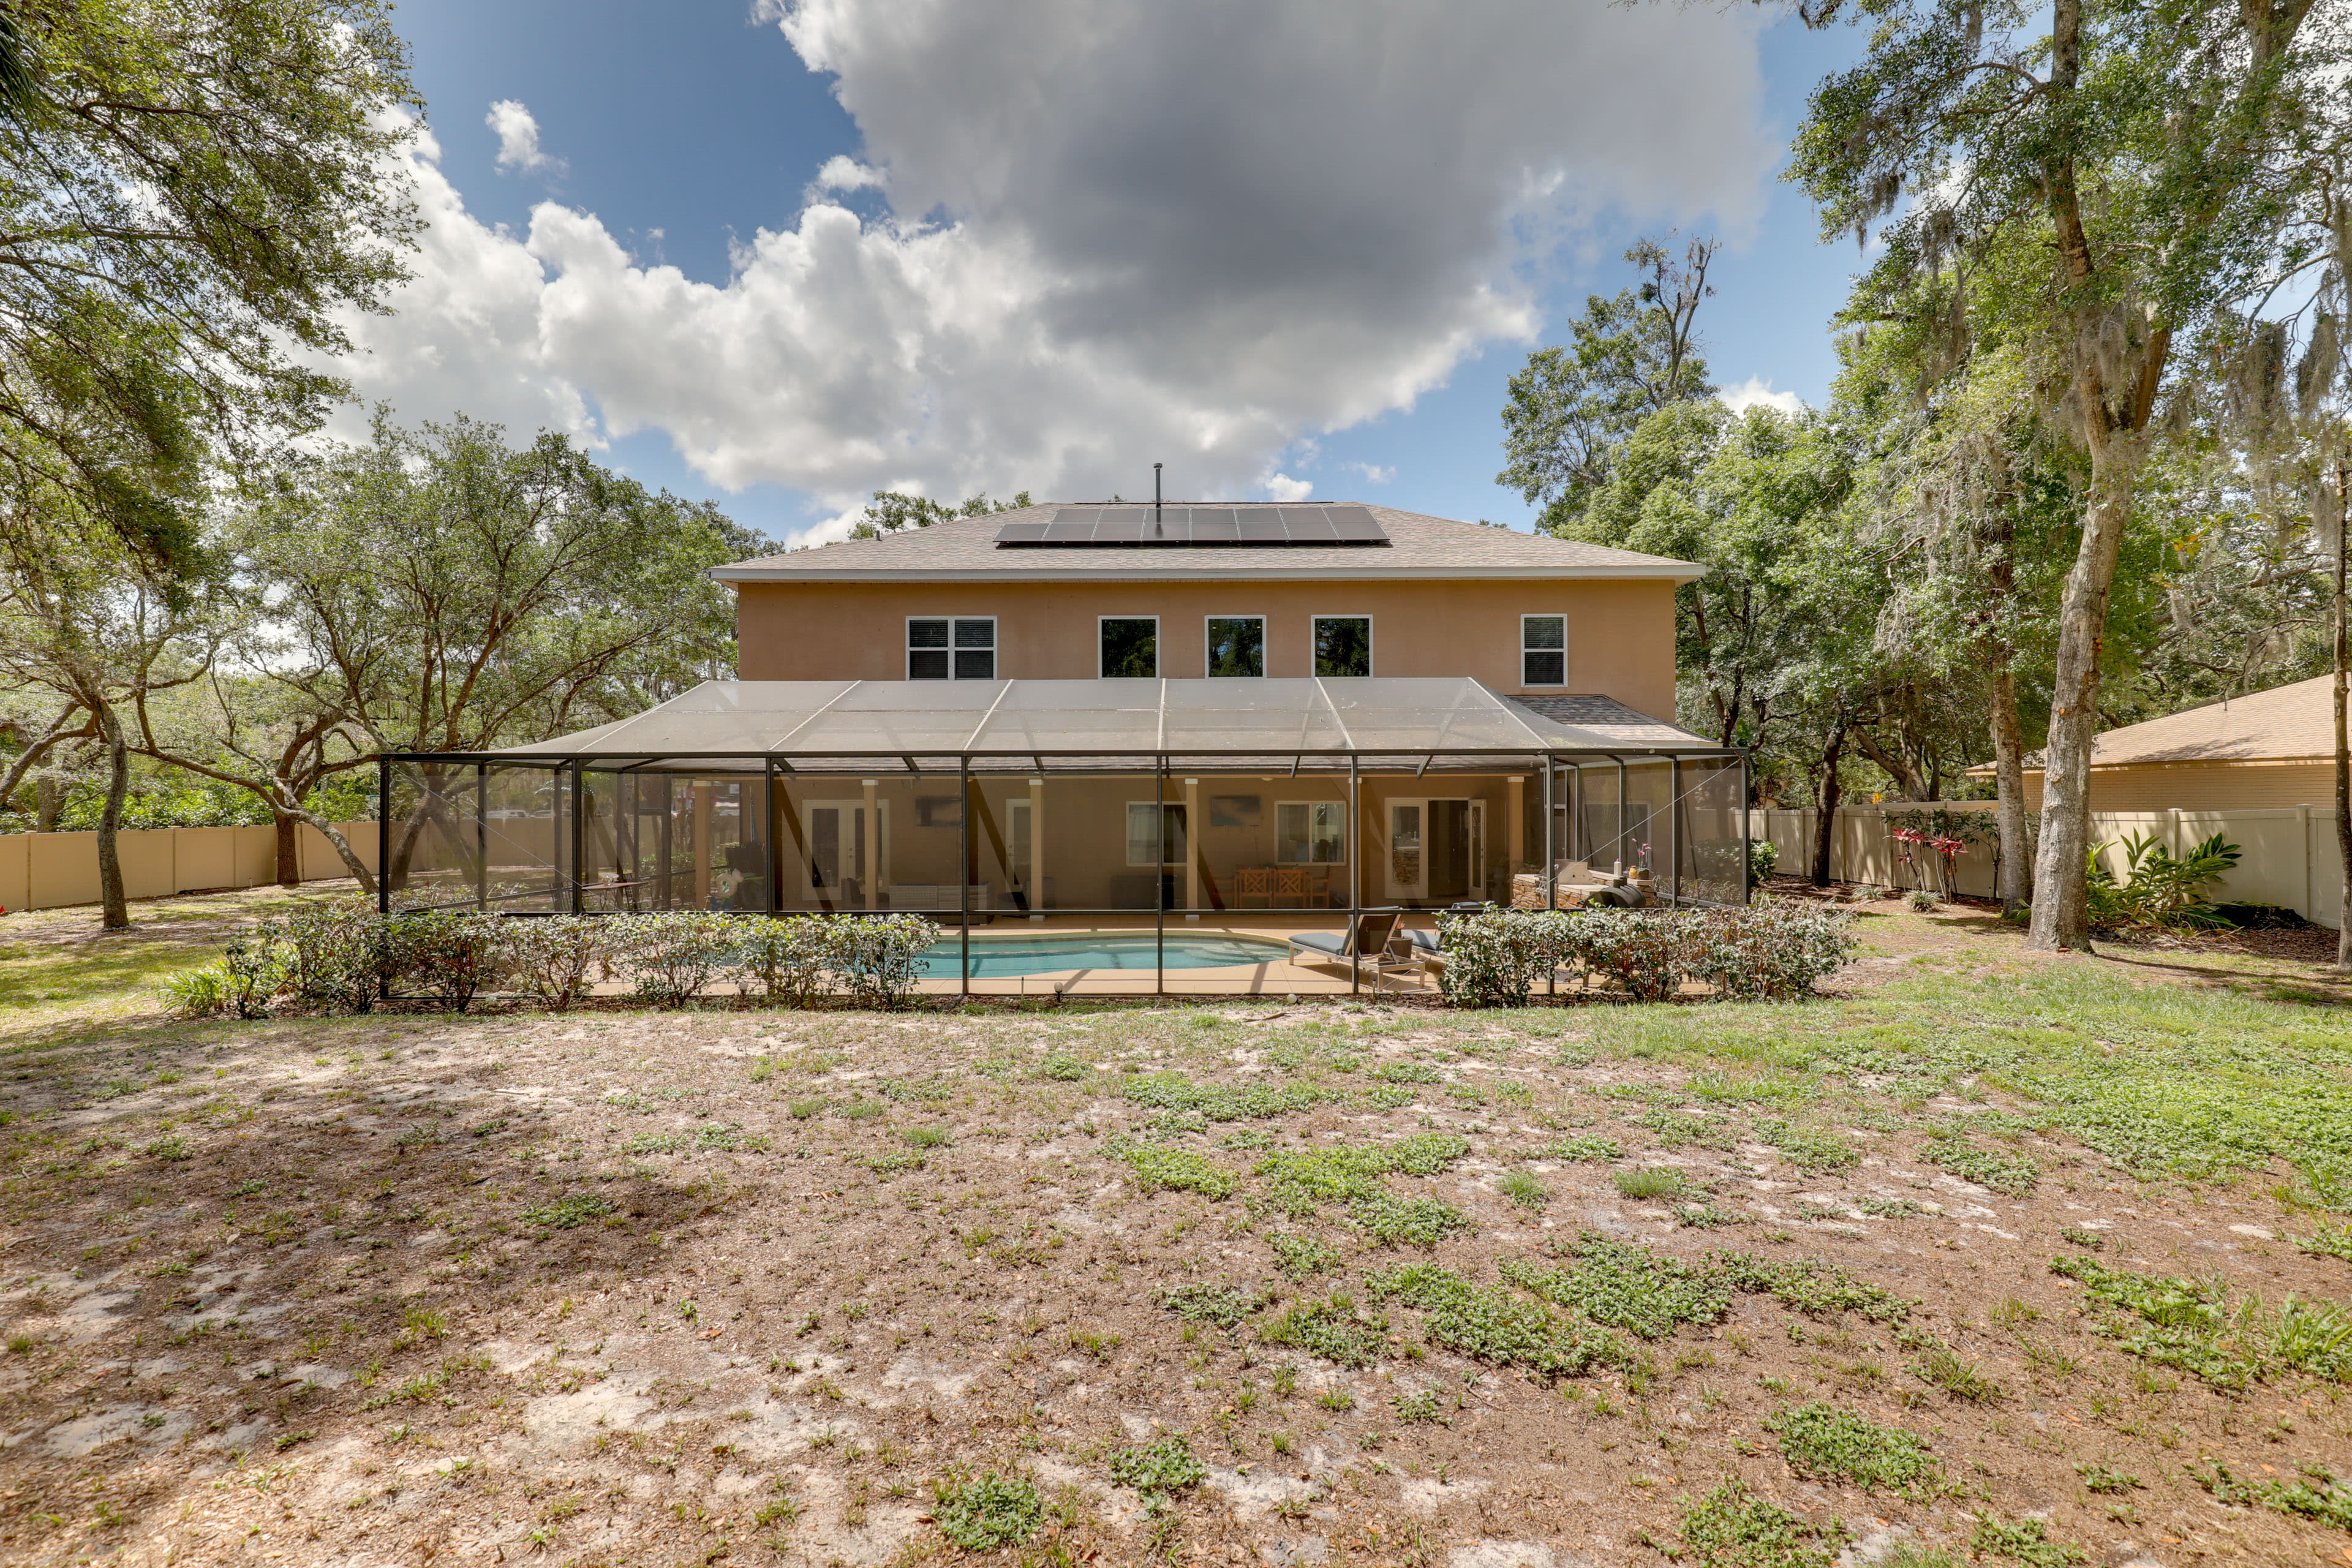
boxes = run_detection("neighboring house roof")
[712,503,1704,584]
[486,677,1721,765]
[2010,674,2346,770]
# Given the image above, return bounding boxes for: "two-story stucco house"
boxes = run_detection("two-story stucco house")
[379,500,1744,993]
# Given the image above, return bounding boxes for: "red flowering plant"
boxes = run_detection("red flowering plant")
[1886,810,1989,899]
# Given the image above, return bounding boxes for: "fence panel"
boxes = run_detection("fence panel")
[1749,802,2343,929]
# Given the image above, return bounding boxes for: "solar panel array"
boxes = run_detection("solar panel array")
[995,505,1390,548]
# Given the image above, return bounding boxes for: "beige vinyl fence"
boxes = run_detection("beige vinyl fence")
[0,823,380,914]
[1749,803,2346,931]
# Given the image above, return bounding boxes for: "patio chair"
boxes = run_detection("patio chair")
[1287,908,1408,986]
[1234,866,1273,908]
[1275,865,1314,907]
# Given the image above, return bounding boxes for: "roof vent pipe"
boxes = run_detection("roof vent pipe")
[1153,462,1163,536]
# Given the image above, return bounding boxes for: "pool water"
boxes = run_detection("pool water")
[914,931,1293,978]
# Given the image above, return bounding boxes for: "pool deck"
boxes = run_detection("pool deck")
[907,913,1442,997]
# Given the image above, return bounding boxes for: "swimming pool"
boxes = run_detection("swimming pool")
[914,931,1293,979]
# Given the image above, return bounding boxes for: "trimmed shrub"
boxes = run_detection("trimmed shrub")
[507,916,610,1012]
[1431,899,1856,1008]
[1434,907,1557,1008]
[387,910,511,1011]
[832,912,940,1009]
[733,914,843,1006]
[616,911,739,1008]
[266,898,387,1013]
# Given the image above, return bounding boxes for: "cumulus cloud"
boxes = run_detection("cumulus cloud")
[1719,375,1805,418]
[335,2,1775,536]
[1346,462,1396,485]
[486,100,560,175]
[814,154,885,192]
[1264,473,1314,503]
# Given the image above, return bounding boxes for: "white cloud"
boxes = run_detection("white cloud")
[1346,462,1396,485]
[1719,375,1804,418]
[815,155,885,192]
[486,100,560,176]
[1264,473,1314,503]
[336,3,1776,538]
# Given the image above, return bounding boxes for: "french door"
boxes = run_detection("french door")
[1384,799,1485,903]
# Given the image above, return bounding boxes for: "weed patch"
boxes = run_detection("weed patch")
[1158,1284,1268,1328]
[1923,1134,2038,1197]
[1365,1262,1629,1379]
[1765,1402,1939,1495]
[2190,1460,2352,1532]
[519,1194,614,1229]
[2049,1253,2352,1390]
[930,1470,1042,1550]
[1107,1435,1206,1502]
[1501,1235,1731,1340]
[1260,1292,1387,1369]
[1755,1118,1860,1176]
[1114,1143,1235,1200]
[1679,1480,1849,1568]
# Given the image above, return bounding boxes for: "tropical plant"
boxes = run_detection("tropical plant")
[2086,832,2242,931]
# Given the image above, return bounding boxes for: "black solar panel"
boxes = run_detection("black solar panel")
[995,504,1390,548]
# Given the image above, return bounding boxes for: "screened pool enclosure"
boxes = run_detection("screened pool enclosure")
[378,678,1747,996]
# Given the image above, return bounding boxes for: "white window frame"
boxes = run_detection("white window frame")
[1310,614,1374,678]
[1520,613,1567,688]
[1203,614,1267,679]
[907,615,997,680]
[1125,802,1188,867]
[1275,800,1349,865]
[1097,614,1160,679]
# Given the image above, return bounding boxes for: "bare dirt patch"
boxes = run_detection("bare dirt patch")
[0,895,2347,1567]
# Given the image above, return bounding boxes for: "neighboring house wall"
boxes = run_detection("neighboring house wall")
[1749,803,2344,930]
[2019,760,2336,813]
[734,577,1679,720]
[0,823,380,913]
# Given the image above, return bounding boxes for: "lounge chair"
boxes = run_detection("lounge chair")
[1287,908,1408,984]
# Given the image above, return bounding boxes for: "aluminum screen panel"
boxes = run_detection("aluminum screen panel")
[496,678,1713,760]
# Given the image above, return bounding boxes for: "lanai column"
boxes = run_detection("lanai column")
[1028,775,1045,922]
[861,777,879,910]
[1184,775,1200,918]
[692,784,712,908]
[1507,774,1525,878]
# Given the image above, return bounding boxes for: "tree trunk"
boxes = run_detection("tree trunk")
[1989,667,2032,914]
[1812,715,1848,888]
[290,804,377,894]
[274,810,301,888]
[95,708,130,931]
[2334,462,2348,970]
[2028,448,2140,951]
[35,775,60,832]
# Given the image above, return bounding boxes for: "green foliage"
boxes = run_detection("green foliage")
[1545,1134,1623,1163]
[1921,1134,2038,1197]
[2049,1253,2352,1390]
[2190,1460,2352,1532]
[1615,1167,1690,1200]
[733,916,843,1007]
[1107,1436,1205,1501]
[1390,1388,1446,1423]
[2087,833,2243,932]
[2074,1463,2138,1496]
[1754,1119,1859,1176]
[1114,1144,1235,1200]
[1038,1052,1090,1082]
[162,962,236,1019]
[1364,1262,1626,1379]
[1679,1480,1850,1568]
[1270,1232,1341,1280]
[1969,1517,2087,1568]
[1907,1340,2003,1404]
[386,910,508,1012]
[1253,1137,1469,1245]
[930,1470,1042,1551]
[1765,1402,1939,1495]
[1499,1168,1549,1209]
[1123,1071,1332,1121]
[519,1194,614,1229]
[1501,1235,1730,1340]
[506,917,610,1013]
[1259,1292,1387,1369]
[1158,1284,1267,1328]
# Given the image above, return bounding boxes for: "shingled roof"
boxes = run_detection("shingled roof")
[2021,674,2345,769]
[713,502,1703,583]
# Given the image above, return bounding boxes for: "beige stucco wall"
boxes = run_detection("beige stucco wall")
[2020,760,2335,812]
[734,577,1680,720]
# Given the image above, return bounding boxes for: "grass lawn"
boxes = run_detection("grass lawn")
[1,888,2348,1567]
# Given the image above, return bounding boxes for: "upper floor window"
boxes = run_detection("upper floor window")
[1100,616,1158,678]
[1205,616,1265,678]
[909,617,995,680]
[1313,616,1371,677]
[1521,614,1566,687]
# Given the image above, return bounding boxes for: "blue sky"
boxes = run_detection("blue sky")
[365,1,1871,543]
